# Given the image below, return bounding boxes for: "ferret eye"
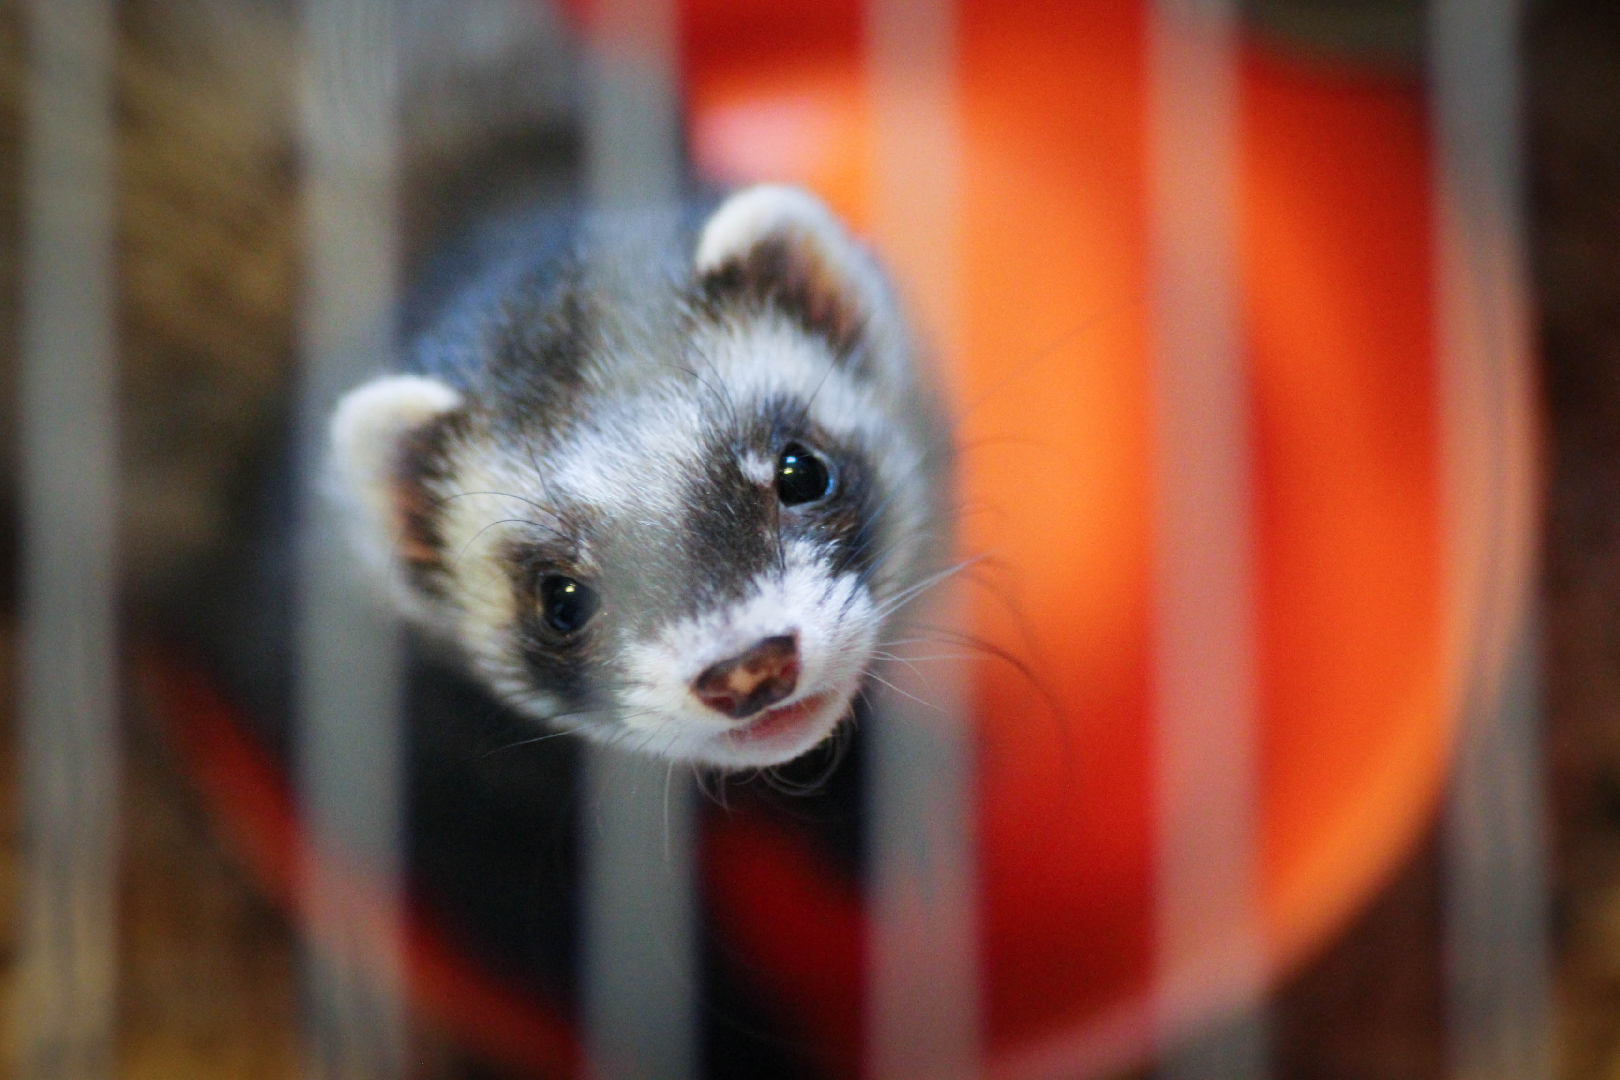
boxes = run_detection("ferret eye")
[776,443,830,506]
[540,575,598,635]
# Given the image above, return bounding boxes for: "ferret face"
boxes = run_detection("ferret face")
[330,186,948,769]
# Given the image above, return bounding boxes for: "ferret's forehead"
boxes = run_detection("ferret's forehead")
[697,321,892,444]
[533,321,882,509]
[544,391,713,518]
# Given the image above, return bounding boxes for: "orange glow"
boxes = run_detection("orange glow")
[685,0,1448,1071]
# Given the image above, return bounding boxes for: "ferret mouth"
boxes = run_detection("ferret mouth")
[725,692,835,752]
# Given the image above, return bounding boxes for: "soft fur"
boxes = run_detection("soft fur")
[330,185,951,769]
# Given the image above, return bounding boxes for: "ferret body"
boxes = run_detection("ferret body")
[331,186,952,768]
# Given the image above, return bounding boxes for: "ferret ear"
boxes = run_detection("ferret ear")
[695,185,894,360]
[329,375,464,613]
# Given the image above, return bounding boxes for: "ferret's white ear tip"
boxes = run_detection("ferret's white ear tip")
[331,375,462,479]
[695,184,847,274]
[329,374,462,586]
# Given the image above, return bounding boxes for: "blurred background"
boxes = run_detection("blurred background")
[0,0,1616,1077]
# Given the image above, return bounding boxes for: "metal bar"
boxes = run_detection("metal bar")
[295,2,409,1076]
[578,3,698,1079]
[1146,0,1271,1076]
[867,0,964,363]
[584,0,681,208]
[580,750,698,1080]
[1431,0,1553,1076]
[12,0,121,1075]
[864,1,980,1078]
[862,660,978,1080]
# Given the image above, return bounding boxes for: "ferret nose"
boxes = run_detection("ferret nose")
[692,634,800,720]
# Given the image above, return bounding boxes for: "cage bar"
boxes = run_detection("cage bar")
[1432,0,1554,1076]
[578,2,700,1078]
[1146,0,1271,1076]
[11,0,120,1076]
[863,0,981,1078]
[295,1,410,1075]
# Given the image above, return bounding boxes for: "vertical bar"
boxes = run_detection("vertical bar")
[579,750,697,1080]
[867,0,963,356]
[1431,0,1553,1075]
[584,0,681,206]
[1147,0,1270,1076]
[578,4,698,1080]
[296,2,408,1076]
[864,2,980,1079]
[862,645,978,1080]
[11,0,120,1076]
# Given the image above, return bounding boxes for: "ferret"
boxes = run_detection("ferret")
[330,185,952,769]
[0,0,951,770]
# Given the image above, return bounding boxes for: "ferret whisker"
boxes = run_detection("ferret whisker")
[479,727,577,757]
[629,729,664,774]
[581,674,655,695]
[946,557,1062,702]
[863,669,947,714]
[844,533,899,602]
[871,650,931,682]
[520,429,578,551]
[600,707,655,726]
[874,634,958,649]
[869,554,984,622]
[662,360,741,435]
[700,354,745,438]
[956,290,1144,421]
[906,621,1075,769]
[692,764,732,811]
[663,759,677,861]
[797,353,840,423]
[853,539,907,594]
[855,684,879,723]
[433,491,576,550]
[872,650,975,673]
[436,488,553,520]
[850,504,951,595]
[450,516,557,569]
[838,488,906,582]
[952,432,1049,456]
[759,720,848,796]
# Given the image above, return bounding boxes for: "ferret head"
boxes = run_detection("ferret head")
[330,185,949,769]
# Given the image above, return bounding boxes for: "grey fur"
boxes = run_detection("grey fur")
[335,188,953,766]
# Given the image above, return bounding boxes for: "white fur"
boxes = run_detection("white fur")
[695,184,853,278]
[328,375,462,615]
[544,388,709,517]
[702,321,889,441]
[738,451,776,487]
[618,539,878,768]
[433,453,557,668]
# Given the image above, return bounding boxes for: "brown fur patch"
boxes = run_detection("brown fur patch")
[702,234,865,358]
[392,410,464,598]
